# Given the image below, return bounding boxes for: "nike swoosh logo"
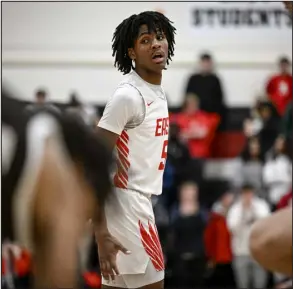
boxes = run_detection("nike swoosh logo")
[147,101,154,106]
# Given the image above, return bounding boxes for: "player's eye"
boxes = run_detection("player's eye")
[157,34,164,41]
[141,38,150,44]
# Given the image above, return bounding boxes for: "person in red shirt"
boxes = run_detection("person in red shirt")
[175,94,220,159]
[266,57,292,116]
[204,191,235,288]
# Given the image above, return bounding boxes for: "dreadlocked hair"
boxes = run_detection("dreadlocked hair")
[112,11,176,75]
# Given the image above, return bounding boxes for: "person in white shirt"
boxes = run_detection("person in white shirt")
[227,184,270,289]
[93,11,176,289]
[263,136,292,208]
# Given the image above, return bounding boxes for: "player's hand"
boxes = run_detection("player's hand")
[96,233,131,281]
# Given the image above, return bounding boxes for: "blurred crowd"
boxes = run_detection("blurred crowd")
[2,53,292,289]
[155,53,292,289]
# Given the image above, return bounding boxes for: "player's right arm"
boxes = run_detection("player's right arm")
[94,85,144,280]
[94,85,143,231]
[95,85,144,150]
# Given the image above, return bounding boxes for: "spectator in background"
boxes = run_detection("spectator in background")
[169,182,208,288]
[24,89,60,115]
[233,137,264,196]
[256,102,280,155]
[243,97,267,138]
[266,57,292,116]
[83,103,100,129]
[163,122,191,210]
[263,136,292,210]
[185,52,226,129]
[66,92,99,128]
[227,184,270,289]
[175,95,219,183]
[205,191,235,288]
[244,100,280,144]
[280,101,292,159]
[66,93,85,123]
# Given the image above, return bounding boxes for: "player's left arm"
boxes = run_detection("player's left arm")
[249,207,292,276]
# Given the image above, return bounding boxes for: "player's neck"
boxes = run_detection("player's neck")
[134,68,162,85]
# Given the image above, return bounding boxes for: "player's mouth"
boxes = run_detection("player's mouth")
[151,51,165,64]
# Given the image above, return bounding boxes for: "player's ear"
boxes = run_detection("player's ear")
[128,48,136,60]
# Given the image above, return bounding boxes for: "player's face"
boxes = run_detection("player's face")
[130,24,169,74]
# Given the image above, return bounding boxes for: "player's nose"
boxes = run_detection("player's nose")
[151,39,161,49]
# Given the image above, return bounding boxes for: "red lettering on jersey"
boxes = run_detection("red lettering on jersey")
[155,117,169,136]
[162,117,169,136]
[155,118,163,136]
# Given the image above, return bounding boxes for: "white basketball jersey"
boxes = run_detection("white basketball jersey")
[113,72,169,195]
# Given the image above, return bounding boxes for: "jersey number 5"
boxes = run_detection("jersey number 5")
[158,139,168,170]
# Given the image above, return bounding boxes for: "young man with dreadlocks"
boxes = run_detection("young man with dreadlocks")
[94,11,176,289]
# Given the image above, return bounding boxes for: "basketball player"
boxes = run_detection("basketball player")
[2,88,112,288]
[94,11,176,289]
[249,2,293,277]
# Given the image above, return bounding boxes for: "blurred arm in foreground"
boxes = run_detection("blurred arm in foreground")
[249,207,292,276]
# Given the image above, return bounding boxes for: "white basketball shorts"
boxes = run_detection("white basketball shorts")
[102,188,165,288]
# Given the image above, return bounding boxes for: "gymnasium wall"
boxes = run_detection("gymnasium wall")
[2,1,292,107]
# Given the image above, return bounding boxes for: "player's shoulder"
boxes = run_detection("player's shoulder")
[112,82,143,106]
